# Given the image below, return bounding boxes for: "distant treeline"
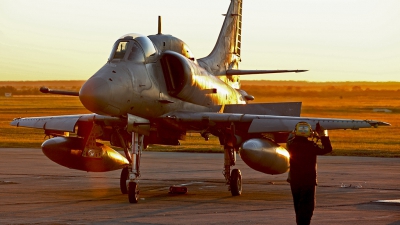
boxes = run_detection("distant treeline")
[0,86,80,96]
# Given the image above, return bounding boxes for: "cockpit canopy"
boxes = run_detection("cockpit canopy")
[109,33,157,63]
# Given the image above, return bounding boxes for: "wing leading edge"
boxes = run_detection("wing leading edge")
[10,114,124,132]
[247,117,390,133]
[160,111,390,134]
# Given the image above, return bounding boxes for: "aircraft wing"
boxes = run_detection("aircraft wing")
[246,117,389,133]
[160,111,390,134]
[10,114,123,132]
[12,111,390,134]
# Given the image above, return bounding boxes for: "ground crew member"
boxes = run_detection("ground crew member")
[286,122,332,225]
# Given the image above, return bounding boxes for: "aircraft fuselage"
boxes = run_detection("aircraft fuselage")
[79,34,245,119]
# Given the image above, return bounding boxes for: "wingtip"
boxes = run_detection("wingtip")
[10,118,20,126]
[367,120,391,128]
[378,121,391,126]
[40,87,49,93]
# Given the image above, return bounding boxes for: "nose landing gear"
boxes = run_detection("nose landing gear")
[127,132,143,203]
[119,131,144,203]
[223,146,242,196]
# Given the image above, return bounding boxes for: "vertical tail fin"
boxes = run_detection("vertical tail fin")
[198,0,243,76]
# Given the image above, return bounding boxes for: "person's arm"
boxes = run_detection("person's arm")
[318,136,332,155]
[315,123,333,154]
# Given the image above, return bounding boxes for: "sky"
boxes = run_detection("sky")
[1,0,399,82]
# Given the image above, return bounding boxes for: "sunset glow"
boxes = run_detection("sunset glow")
[1,0,399,81]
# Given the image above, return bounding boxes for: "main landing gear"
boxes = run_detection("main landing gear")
[120,131,242,202]
[223,146,242,196]
[120,167,129,194]
[230,168,242,196]
[119,131,144,203]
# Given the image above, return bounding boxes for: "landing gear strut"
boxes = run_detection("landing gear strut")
[223,146,242,196]
[128,132,143,203]
[119,131,144,203]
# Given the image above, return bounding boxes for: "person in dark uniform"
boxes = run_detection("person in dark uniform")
[286,122,332,225]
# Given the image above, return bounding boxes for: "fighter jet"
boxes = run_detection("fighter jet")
[11,0,390,203]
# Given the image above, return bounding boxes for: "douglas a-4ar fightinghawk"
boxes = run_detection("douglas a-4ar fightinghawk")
[11,0,389,203]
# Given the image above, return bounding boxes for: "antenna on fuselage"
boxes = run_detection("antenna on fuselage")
[158,16,162,34]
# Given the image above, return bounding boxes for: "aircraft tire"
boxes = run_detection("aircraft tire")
[120,167,129,194]
[230,169,242,196]
[128,182,139,203]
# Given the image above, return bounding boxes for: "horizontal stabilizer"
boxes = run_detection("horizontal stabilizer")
[225,69,308,75]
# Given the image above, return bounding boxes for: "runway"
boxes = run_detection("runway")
[0,148,399,224]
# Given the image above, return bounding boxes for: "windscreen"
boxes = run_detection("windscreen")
[112,41,129,59]
[128,42,145,62]
[110,34,157,62]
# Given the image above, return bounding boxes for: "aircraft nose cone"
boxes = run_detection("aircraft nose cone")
[79,77,110,113]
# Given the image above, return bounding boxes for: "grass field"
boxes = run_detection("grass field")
[0,80,399,157]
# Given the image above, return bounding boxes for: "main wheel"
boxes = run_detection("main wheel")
[230,169,242,196]
[128,182,139,203]
[120,167,129,194]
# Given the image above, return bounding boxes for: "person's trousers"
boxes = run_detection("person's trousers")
[290,184,316,225]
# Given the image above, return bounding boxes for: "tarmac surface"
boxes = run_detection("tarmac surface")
[0,148,399,225]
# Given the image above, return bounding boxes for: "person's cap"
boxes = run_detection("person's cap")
[294,122,312,137]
